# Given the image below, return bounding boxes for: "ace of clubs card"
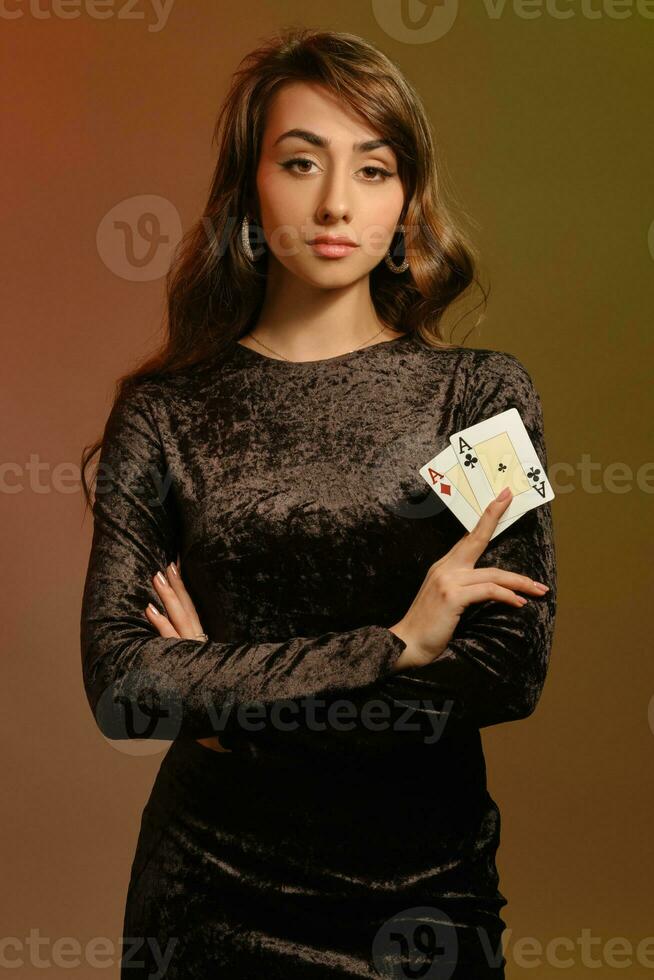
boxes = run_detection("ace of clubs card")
[448,407,554,523]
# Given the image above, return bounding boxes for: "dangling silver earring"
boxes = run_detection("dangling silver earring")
[384,223,410,274]
[240,216,256,262]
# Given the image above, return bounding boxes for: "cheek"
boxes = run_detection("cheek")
[258,167,297,217]
[362,186,405,231]
[258,180,307,255]
[357,195,405,260]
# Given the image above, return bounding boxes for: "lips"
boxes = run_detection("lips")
[308,240,359,259]
[308,236,358,246]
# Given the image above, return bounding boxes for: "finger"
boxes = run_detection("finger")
[145,602,181,638]
[453,488,513,564]
[459,567,549,594]
[152,570,197,636]
[164,562,204,633]
[458,582,528,610]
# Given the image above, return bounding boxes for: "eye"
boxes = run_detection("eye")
[280,157,395,182]
[280,157,321,176]
[359,166,395,182]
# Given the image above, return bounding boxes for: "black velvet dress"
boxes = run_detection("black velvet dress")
[80,332,557,979]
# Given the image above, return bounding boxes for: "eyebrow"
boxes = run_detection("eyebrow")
[273,128,392,153]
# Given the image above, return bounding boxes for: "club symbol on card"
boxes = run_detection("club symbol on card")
[527,466,541,484]
[498,462,507,472]
[462,451,478,470]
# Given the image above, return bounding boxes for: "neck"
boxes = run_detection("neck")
[248,259,402,359]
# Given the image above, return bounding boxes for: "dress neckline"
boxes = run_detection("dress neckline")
[231,332,414,367]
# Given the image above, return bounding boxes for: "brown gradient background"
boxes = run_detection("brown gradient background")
[2,1,653,977]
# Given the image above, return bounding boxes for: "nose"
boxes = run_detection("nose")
[315,164,352,225]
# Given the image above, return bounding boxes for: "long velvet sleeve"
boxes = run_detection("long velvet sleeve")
[372,351,558,735]
[80,384,407,742]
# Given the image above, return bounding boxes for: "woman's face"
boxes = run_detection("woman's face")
[254,81,405,288]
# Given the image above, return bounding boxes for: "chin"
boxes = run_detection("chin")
[294,262,371,290]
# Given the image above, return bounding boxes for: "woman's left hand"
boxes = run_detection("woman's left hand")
[145,561,207,641]
[145,562,233,753]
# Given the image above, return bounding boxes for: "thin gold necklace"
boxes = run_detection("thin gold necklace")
[245,325,390,362]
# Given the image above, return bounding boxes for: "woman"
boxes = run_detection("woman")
[80,27,556,980]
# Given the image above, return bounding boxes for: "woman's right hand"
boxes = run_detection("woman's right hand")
[388,487,550,671]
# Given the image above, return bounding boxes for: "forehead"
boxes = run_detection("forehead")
[262,81,384,147]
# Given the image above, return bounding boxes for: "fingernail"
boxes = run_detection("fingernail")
[169,562,179,577]
[496,486,511,501]
[518,597,528,604]
[156,571,167,587]
[147,602,160,616]
[534,581,549,591]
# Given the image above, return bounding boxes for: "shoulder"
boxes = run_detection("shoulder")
[459,346,545,432]
[464,346,539,396]
[108,372,193,425]
[408,339,538,399]
[465,346,534,384]
[407,338,532,379]
[98,381,164,464]
[100,376,186,457]
[107,378,161,426]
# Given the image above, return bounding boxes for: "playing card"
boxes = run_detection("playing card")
[448,407,554,522]
[419,443,520,540]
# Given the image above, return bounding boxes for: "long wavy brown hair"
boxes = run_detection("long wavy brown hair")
[80,25,488,511]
